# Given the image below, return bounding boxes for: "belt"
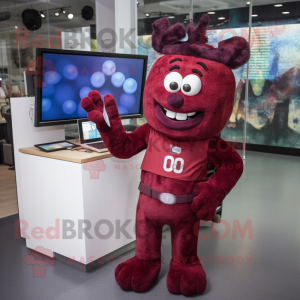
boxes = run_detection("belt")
[138,182,195,205]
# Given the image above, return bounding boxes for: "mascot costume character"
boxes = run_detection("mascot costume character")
[81,14,250,297]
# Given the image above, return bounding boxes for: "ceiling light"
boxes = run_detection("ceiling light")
[246,2,250,4]
[207,12,215,14]
[252,14,258,17]
[15,26,18,29]
[54,12,60,17]
[274,4,283,7]
[218,16,225,20]
[168,16,175,18]
[40,11,45,18]
[145,13,150,17]
[68,13,74,19]
[282,11,290,14]
[209,25,213,27]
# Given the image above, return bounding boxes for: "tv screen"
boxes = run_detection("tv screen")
[34,49,148,127]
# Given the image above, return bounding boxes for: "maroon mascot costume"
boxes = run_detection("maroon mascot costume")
[81,14,250,296]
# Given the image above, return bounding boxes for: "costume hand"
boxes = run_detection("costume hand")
[191,182,226,221]
[81,91,119,130]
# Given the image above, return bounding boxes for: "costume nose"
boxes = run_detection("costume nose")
[167,93,184,108]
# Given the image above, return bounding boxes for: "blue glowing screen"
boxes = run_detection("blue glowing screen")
[41,53,145,121]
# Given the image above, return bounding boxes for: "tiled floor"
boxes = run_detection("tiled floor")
[0,151,300,299]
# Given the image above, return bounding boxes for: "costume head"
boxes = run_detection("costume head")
[143,14,250,141]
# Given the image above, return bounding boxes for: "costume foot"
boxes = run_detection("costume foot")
[167,258,207,296]
[115,256,161,292]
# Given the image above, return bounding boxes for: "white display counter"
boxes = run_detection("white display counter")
[11,97,143,271]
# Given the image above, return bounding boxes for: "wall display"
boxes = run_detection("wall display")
[214,24,300,149]
[138,23,300,149]
[138,35,163,76]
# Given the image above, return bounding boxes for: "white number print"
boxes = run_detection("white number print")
[163,156,184,174]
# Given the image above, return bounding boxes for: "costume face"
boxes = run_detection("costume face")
[143,54,236,141]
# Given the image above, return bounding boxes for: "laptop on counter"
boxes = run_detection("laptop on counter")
[77,119,108,153]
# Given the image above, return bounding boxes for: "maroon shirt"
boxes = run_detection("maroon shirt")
[141,128,208,182]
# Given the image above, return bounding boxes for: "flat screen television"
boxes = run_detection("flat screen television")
[34,48,148,127]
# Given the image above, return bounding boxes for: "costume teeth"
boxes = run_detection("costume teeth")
[164,107,197,120]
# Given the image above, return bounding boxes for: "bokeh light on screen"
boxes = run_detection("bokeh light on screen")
[120,93,135,108]
[117,106,128,115]
[102,60,116,75]
[91,72,105,88]
[63,64,78,80]
[79,87,92,99]
[63,100,77,114]
[77,102,88,117]
[42,84,54,97]
[42,98,52,112]
[76,74,91,88]
[111,72,125,88]
[45,71,61,85]
[53,84,76,105]
[123,78,137,94]
[54,58,72,73]
[99,88,112,100]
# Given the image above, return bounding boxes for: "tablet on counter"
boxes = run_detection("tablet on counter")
[34,141,76,152]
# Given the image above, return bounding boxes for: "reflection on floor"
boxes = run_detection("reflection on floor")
[0,151,300,300]
[0,164,18,218]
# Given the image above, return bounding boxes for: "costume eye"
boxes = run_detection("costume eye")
[164,72,182,93]
[181,74,202,96]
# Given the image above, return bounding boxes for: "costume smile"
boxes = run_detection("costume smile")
[155,102,204,130]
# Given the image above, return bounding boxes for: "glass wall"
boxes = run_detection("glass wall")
[0,0,97,97]
[246,0,300,149]
[193,2,251,158]
[137,0,300,153]
[0,0,97,138]
[137,0,251,155]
